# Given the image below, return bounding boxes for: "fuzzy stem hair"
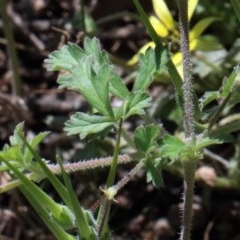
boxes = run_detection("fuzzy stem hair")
[178,0,195,138]
[177,0,197,240]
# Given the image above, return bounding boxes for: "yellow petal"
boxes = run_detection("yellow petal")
[149,15,169,37]
[127,42,156,66]
[176,63,184,78]
[152,0,175,30]
[188,0,199,21]
[189,39,198,50]
[172,52,182,67]
[172,52,184,78]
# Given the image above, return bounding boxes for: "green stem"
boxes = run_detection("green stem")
[97,119,123,238]
[97,198,111,238]
[177,0,197,239]
[0,154,132,194]
[97,162,144,239]
[177,0,194,138]
[181,160,197,240]
[0,0,22,96]
[106,118,123,187]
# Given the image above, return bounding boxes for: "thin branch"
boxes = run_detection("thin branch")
[0,154,133,193]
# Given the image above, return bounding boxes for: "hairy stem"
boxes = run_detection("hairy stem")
[180,160,196,240]
[178,0,194,138]
[177,0,197,240]
[114,161,143,191]
[0,154,132,194]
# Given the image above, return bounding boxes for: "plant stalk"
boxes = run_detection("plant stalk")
[177,0,194,139]
[97,119,123,238]
[106,118,123,187]
[180,160,196,240]
[177,0,197,239]
[0,153,132,194]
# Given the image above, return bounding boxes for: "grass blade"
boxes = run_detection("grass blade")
[57,155,97,240]
[0,156,75,240]
[19,134,71,206]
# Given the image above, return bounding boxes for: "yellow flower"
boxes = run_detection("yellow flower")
[127,0,220,77]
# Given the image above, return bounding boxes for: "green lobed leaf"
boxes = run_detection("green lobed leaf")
[0,145,22,170]
[134,124,161,153]
[146,159,164,188]
[45,37,129,103]
[160,135,185,160]
[0,123,49,172]
[179,136,222,162]
[45,43,84,72]
[68,57,114,118]
[123,91,151,119]
[133,47,169,91]
[108,74,130,100]
[64,112,115,139]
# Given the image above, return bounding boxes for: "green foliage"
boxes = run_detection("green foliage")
[45,37,168,139]
[133,124,164,187]
[0,122,49,173]
[133,47,169,91]
[134,124,161,153]
[200,65,239,111]
[44,36,169,238]
[57,156,97,239]
[160,135,185,160]
[145,159,164,188]
[1,1,240,239]
[65,112,115,139]
[121,91,151,119]
[0,156,77,240]
[1,131,98,240]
